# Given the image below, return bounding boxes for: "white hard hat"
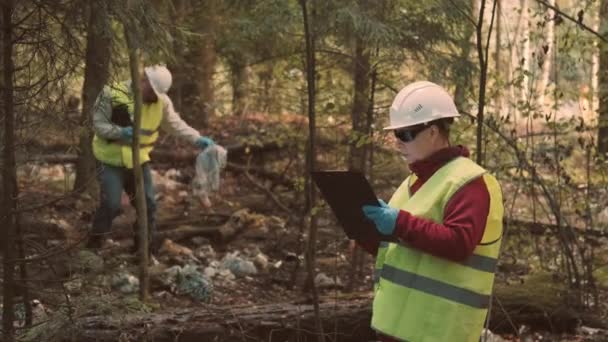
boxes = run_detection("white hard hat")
[144,65,172,95]
[384,81,460,130]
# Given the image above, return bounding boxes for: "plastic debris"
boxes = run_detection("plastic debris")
[160,239,196,261]
[218,269,236,281]
[194,245,216,262]
[151,169,182,192]
[192,144,227,208]
[480,329,505,342]
[253,253,269,270]
[111,272,139,294]
[163,264,213,302]
[203,266,217,278]
[221,251,257,277]
[314,273,341,289]
[580,326,601,335]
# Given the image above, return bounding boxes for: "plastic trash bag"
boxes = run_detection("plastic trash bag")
[192,144,227,207]
[163,264,213,302]
[221,251,258,277]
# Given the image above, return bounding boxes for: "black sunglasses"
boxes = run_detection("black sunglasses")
[393,124,431,143]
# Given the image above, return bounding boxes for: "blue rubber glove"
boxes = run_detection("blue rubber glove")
[195,136,215,149]
[362,199,399,235]
[120,127,133,141]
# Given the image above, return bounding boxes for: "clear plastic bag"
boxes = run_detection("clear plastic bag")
[192,144,227,207]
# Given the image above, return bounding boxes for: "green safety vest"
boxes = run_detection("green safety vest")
[92,83,163,169]
[372,157,504,342]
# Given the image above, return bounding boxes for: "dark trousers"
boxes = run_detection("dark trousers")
[91,162,157,246]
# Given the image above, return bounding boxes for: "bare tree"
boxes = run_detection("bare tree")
[170,0,217,126]
[299,0,324,340]
[123,0,150,300]
[1,0,17,340]
[598,0,608,154]
[453,0,476,111]
[73,0,112,194]
[475,0,498,165]
[537,0,555,111]
[591,1,600,119]
[228,58,250,116]
[520,0,531,111]
[349,12,371,174]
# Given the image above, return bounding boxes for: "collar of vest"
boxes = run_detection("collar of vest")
[409,145,470,181]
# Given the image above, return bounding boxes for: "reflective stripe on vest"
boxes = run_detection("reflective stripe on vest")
[92,82,163,168]
[374,246,498,282]
[371,157,504,342]
[380,264,490,308]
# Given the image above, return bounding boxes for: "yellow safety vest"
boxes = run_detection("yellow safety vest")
[372,157,503,342]
[92,83,163,169]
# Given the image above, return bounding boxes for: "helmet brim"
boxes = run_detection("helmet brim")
[144,68,162,96]
[382,113,460,131]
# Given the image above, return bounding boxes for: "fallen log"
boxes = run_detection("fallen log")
[25,141,291,165]
[38,284,605,342]
[69,297,375,342]
[156,225,224,242]
[507,219,608,239]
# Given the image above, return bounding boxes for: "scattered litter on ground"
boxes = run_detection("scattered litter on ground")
[314,272,342,289]
[221,251,258,277]
[253,253,269,270]
[160,239,197,262]
[163,264,213,302]
[480,329,505,342]
[194,245,216,262]
[111,272,139,294]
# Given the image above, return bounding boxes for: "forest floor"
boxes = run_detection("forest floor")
[5,113,608,341]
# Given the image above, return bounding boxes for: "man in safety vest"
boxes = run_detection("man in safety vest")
[360,81,504,342]
[86,65,214,253]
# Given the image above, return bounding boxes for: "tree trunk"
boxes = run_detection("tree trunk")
[123,12,150,301]
[168,0,186,111]
[507,0,527,127]
[590,2,600,122]
[453,0,477,111]
[1,1,17,340]
[257,64,275,113]
[475,0,498,166]
[348,33,370,173]
[170,0,217,127]
[494,0,503,116]
[229,59,249,116]
[73,0,112,194]
[537,0,555,112]
[196,0,217,126]
[300,0,324,340]
[520,0,531,111]
[597,0,608,155]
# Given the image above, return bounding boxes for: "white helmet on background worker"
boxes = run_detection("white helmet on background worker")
[144,65,172,96]
[384,81,460,130]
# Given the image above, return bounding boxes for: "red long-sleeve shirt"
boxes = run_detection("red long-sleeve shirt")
[358,145,490,262]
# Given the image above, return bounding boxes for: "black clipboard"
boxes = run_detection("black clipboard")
[312,171,395,242]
